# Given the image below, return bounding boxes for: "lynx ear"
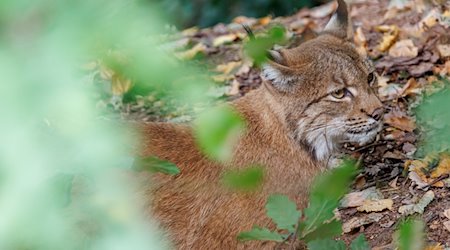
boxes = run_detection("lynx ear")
[324,0,353,41]
[262,50,296,91]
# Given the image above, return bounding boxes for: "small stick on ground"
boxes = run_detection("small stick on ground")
[423,173,450,188]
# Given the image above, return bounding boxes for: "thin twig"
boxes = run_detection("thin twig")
[353,141,386,153]
[423,173,450,188]
[361,174,400,189]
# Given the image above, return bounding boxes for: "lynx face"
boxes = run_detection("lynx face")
[262,0,383,161]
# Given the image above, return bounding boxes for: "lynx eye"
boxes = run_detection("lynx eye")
[367,72,376,85]
[331,88,348,99]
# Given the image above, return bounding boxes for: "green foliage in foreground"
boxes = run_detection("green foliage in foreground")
[395,219,424,250]
[194,105,246,162]
[0,0,212,249]
[415,77,450,156]
[222,166,264,191]
[237,161,367,249]
[133,156,180,175]
[244,25,287,66]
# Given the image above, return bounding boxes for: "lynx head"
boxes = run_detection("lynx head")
[261,0,383,161]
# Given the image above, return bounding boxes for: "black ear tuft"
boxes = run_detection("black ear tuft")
[324,0,353,41]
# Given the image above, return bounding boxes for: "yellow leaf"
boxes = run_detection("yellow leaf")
[356,199,393,212]
[407,153,450,188]
[375,25,399,52]
[211,74,233,83]
[258,16,272,26]
[430,154,450,178]
[175,43,207,60]
[100,65,115,80]
[215,61,241,75]
[111,74,132,96]
[181,27,199,36]
[213,34,238,47]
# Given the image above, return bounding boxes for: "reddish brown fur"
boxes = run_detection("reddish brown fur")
[138,1,383,248]
[141,88,319,249]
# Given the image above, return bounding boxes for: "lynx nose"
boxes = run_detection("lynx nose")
[370,107,384,121]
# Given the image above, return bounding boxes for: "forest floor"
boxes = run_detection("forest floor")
[107,0,450,248]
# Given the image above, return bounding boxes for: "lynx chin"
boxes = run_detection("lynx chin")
[138,0,384,249]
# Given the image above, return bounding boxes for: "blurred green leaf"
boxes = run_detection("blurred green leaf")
[49,173,74,208]
[194,105,246,162]
[237,227,284,242]
[265,194,300,233]
[222,166,263,191]
[301,161,356,236]
[244,26,286,66]
[303,220,342,242]
[395,219,424,250]
[350,234,370,250]
[133,156,180,175]
[307,239,346,250]
[415,78,450,156]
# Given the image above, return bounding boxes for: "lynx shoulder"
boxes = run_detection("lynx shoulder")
[140,0,384,248]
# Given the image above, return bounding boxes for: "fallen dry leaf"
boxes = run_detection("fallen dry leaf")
[430,154,450,178]
[357,199,393,212]
[181,27,199,37]
[175,43,207,60]
[340,187,383,208]
[258,16,272,26]
[100,64,115,80]
[228,79,240,96]
[215,61,241,75]
[384,109,416,132]
[408,171,430,189]
[211,74,234,83]
[437,44,450,59]
[407,153,450,188]
[384,129,405,141]
[376,25,399,52]
[232,16,257,27]
[111,74,132,96]
[398,190,435,215]
[213,34,239,47]
[388,39,418,58]
[342,213,383,233]
[401,78,421,97]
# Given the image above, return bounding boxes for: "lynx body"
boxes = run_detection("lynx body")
[141,0,383,248]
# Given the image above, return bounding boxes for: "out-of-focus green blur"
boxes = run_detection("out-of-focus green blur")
[153,0,324,28]
[0,0,215,249]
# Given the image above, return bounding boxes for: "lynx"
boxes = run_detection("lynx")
[140,0,384,248]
